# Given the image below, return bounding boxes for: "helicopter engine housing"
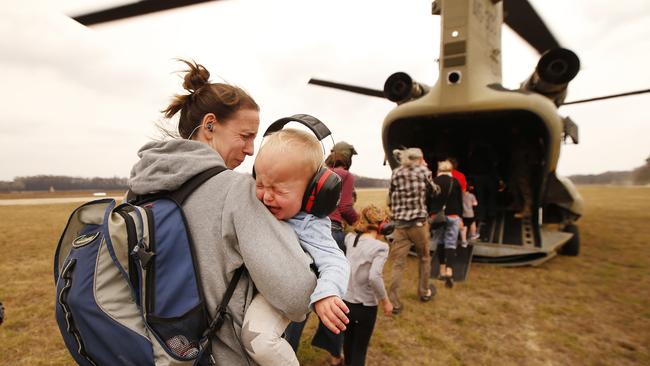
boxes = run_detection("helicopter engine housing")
[383,72,430,104]
[523,48,580,106]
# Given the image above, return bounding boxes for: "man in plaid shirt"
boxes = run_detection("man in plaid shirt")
[387,148,439,314]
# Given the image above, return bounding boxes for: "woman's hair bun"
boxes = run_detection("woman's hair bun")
[180,59,210,92]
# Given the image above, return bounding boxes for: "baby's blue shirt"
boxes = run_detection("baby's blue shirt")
[288,211,350,307]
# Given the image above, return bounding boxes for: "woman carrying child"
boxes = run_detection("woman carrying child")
[128,60,316,365]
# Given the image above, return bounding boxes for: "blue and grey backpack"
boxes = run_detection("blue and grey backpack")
[54,166,244,365]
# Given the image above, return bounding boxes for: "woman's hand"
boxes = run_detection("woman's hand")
[380,298,393,316]
[314,296,350,334]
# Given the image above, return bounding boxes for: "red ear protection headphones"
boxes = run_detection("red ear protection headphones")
[301,166,341,218]
[255,114,342,218]
[378,220,395,236]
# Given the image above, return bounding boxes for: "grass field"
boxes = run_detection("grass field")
[0,190,125,200]
[1,186,649,365]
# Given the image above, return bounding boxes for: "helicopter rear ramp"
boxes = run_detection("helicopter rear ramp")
[472,213,573,266]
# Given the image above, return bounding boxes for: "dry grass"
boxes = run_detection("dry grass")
[0,190,124,200]
[1,186,649,365]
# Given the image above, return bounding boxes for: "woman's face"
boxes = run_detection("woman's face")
[210,108,260,169]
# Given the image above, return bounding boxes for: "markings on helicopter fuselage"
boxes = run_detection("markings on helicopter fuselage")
[486,83,532,95]
[444,41,466,56]
[443,56,466,68]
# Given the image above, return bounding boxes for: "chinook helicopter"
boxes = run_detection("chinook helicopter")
[71,0,649,268]
[306,0,650,268]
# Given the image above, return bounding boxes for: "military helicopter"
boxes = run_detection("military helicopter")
[71,0,649,268]
[305,0,650,268]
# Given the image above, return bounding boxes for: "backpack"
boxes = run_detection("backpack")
[54,166,244,365]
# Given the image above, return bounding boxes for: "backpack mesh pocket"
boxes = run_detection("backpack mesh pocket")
[147,302,207,360]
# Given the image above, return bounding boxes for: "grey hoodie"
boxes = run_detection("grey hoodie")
[129,139,316,365]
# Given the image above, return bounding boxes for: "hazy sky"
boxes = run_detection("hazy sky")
[1,0,649,181]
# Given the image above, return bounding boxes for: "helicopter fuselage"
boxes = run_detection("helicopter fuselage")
[382,82,582,265]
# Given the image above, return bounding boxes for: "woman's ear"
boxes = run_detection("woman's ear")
[200,114,217,137]
[195,114,217,144]
[202,113,217,128]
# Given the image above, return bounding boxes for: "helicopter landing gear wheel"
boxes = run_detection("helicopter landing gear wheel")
[560,224,580,256]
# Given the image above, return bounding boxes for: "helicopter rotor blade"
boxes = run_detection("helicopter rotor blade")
[72,0,218,26]
[308,78,386,99]
[503,0,560,54]
[562,88,650,106]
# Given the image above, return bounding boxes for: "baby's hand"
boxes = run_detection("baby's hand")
[314,296,349,334]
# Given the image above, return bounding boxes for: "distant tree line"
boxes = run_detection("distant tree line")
[632,156,650,184]
[569,155,650,185]
[0,175,128,192]
[568,171,633,185]
[3,156,648,193]
[354,174,389,188]
[0,174,388,192]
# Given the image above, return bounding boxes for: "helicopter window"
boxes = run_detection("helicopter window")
[447,71,462,84]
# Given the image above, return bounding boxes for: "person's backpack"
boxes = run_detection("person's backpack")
[54,166,244,365]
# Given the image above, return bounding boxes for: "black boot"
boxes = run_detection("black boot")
[444,248,456,288]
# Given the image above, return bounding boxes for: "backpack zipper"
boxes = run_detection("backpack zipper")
[144,207,156,314]
[117,210,140,304]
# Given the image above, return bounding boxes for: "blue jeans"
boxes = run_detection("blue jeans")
[331,228,346,254]
[442,216,461,249]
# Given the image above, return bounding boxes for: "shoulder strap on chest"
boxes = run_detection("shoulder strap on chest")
[170,166,227,204]
[127,166,227,204]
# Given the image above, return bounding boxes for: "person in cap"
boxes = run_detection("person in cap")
[325,141,360,252]
[328,141,357,167]
[387,147,439,314]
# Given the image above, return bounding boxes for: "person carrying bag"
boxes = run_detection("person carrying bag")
[431,160,464,289]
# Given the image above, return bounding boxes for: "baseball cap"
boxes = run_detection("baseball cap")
[331,141,358,157]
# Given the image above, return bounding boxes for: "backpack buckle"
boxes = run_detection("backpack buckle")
[132,245,155,269]
[203,305,228,338]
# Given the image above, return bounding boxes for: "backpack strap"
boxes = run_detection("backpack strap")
[126,166,227,204]
[207,266,245,333]
[441,178,454,212]
[170,166,227,204]
[353,233,362,248]
[200,266,245,351]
